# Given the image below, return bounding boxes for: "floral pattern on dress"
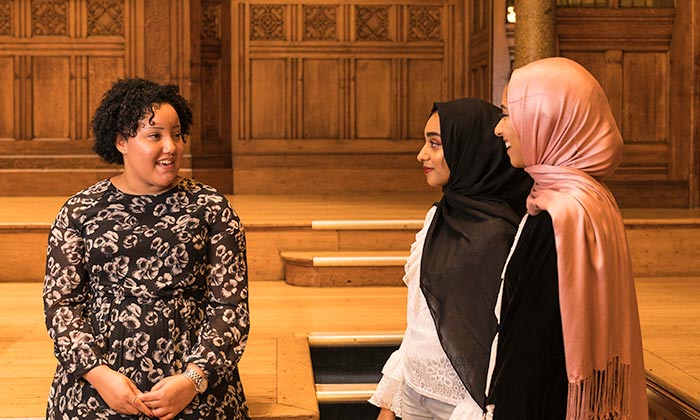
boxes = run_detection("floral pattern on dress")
[43,178,249,419]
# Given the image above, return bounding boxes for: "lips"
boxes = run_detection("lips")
[423,166,433,174]
[156,159,174,166]
[504,141,511,149]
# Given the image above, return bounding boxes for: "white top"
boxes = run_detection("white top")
[369,206,483,419]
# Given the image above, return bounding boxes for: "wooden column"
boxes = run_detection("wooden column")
[513,0,556,68]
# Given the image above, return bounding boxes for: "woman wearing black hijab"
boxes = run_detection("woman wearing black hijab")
[369,98,532,420]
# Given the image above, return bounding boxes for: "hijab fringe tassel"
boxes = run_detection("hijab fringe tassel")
[566,356,630,420]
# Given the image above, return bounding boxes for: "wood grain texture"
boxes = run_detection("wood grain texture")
[0,281,408,419]
[4,194,700,282]
[555,6,694,206]
[1,278,699,417]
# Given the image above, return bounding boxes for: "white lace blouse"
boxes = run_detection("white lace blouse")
[369,206,483,419]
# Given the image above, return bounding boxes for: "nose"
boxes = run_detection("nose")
[494,119,504,137]
[417,143,429,162]
[162,134,176,153]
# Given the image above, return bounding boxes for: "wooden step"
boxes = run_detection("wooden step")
[4,195,700,283]
[315,383,377,404]
[281,251,408,287]
[308,331,403,348]
[309,332,400,405]
[311,220,423,230]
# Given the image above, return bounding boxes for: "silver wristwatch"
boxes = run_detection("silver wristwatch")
[182,368,208,394]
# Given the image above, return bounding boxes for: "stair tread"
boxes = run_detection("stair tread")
[311,219,423,230]
[315,383,377,403]
[281,251,409,267]
[308,331,403,347]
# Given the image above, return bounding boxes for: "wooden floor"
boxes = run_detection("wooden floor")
[0,194,699,418]
[0,193,443,228]
[0,281,408,419]
[5,193,700,282]
[4,192,700,228]
[1,279,699,418]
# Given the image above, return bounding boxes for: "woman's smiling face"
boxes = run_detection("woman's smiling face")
[494,84,524,168]
[115,102,185,195]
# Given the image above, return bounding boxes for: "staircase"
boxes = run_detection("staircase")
[276,209,700,288]
[309,332,401,419]
[280,219,420,287]
[1,196,700,419]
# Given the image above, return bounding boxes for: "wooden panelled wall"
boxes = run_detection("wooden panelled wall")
[0,1,698,207]
[554,4,699,207]
[230,0,466,194]
[0,0,197,195]
[468,0,493,101]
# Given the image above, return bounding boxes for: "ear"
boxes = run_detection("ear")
[115,133,128,154]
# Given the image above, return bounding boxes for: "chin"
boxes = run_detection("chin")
[507,153,524,168]
[427,180,446,188]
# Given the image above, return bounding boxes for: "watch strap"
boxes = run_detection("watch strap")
[182,368,206,393]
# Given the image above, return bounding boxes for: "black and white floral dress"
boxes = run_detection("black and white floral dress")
[43,178,249,420]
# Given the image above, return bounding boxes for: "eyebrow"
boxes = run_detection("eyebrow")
[425,131,441,137]
[144,123,181,130]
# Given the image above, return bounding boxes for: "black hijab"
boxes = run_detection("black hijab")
[419,98,533,408]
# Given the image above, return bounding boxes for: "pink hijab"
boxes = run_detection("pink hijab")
[507,57,648,420]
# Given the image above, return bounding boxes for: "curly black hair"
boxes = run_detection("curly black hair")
[91,78,193,164]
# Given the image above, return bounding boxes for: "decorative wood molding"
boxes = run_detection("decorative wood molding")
[0,0,11,36]
[31,0,68,37]
[250,4,286,41]
[0,0,204,195]
[202,1,219,38]
[238,1,456,145]
[87,0,124,36]
[407,6,442,41]
[303,5,337,41]
[556,7,674,51]
[355,5,390,41]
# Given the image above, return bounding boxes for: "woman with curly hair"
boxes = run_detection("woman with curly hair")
[43,78,250,419]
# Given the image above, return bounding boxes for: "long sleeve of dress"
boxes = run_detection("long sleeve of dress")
[369,341,405,416]
[43,203,105,378]
[185,200,249,384]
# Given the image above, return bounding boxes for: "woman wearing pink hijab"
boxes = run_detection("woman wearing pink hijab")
[486,57,648,419]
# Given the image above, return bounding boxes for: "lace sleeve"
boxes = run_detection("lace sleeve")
[369,347,404,416]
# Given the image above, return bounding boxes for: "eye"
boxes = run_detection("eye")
[497,113,509,120]
[430,140,441,148]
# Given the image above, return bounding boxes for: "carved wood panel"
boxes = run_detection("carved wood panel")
[234,1,463,146]
[187,0,233,192]
[0,56,14,139]
[556,6,694,206]
[468,0,492,101]
[0,0,195,195]
[0,1,130,147]
[231,1,466,193]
